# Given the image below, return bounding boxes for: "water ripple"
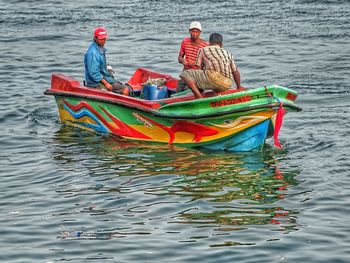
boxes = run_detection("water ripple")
[0,0,349,262]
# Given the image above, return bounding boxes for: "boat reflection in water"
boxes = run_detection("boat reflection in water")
[167,149,301,241]
[50,127,301,245]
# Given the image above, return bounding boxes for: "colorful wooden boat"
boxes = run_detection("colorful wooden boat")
[44,68,302,151]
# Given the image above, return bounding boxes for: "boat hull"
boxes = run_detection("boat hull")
[45,69,302,152]
[54,95,275,151]
[200,120,270,152]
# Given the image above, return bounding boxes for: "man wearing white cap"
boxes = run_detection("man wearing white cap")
[180,33,244,99]
[177,21,208,92]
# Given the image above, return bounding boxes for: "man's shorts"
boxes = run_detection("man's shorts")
[95,81,126,94]
[176,78,190,93]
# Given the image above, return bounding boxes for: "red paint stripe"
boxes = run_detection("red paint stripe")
[63,100,150,139]
[274,105,286,149]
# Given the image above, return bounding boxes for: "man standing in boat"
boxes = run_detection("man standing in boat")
[177,21,208,92]
[84,27,129,96]
[180,33,244,99]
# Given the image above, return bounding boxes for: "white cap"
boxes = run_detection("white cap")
[189,21,202,31]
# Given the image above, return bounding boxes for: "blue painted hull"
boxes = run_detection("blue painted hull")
[201,120,270,152]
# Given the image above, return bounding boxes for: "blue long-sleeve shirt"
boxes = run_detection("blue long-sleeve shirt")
[84,41,115,87]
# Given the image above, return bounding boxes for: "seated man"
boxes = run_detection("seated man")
[177,21,208,92]
[84,27,129,96]
[180,33,244,99]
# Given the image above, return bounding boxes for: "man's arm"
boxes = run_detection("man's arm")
[85,52,103,83]
[86,52,113,91]
[178,53,186,65]
[178,39,189,66]
[196,48,204,69]
[230,57,244,90]
[100,78,113,91]
[233,69,244,90]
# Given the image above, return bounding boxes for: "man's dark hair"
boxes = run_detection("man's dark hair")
[209,33,223,44]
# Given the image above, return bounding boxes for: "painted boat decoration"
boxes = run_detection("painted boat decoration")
[44,67,302,151]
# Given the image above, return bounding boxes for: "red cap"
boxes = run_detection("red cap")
[94,27,108,39]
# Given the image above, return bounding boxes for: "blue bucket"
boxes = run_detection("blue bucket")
[142,85,169,100]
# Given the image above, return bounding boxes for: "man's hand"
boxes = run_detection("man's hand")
[186,60,197,67]
[105,82,113,91]
[101,78,113,91]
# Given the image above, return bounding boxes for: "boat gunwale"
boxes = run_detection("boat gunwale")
[44,89,302,120]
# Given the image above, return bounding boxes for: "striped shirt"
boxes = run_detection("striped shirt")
[196,46,237,79]
[179,38,208,70]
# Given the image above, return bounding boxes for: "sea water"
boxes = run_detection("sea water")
[0,0,349,262]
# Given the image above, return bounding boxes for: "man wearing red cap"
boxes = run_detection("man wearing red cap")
[177,21,208,92]
[84,27,129,95]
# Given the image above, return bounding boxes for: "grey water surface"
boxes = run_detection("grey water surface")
[0,0,349,262]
